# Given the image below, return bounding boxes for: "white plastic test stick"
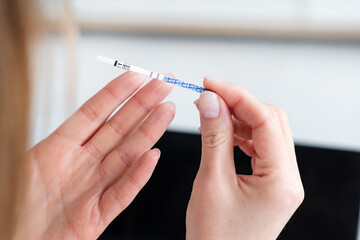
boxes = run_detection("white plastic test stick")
[97,56,209,93]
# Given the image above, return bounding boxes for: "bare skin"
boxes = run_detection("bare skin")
[186,77,304,240]
[14,72,303,239]
[15,72,175,240]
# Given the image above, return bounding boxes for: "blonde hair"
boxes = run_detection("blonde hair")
[0,0,34,238]
[0,0,79,238]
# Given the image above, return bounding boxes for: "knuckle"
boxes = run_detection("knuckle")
[84,141,103,159]
[261,174,304,209]
[202,128,229,148]
[99,163,113,182]
[134,95,152,113]
[138,126,156,144]
[109,188,126,210]
[104,84,120,101]
[115,147,133,169]
[274,182,305,208]
[284,184,305,207]
[127,173,142,191]
[276,108,289,123]
[108,118,128,139]
[232,84,246,95]
[79,98,102,122]
[232,92,245,112]
[116,190,134,212]
[267,105,289,123]
[294,184,305,205]
[266,107,282,124]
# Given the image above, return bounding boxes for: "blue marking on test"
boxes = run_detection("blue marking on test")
[163,76,210,93]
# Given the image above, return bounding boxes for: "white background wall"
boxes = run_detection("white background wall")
[74,0,360,30]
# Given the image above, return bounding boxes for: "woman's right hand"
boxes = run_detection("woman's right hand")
[186,77,304,240]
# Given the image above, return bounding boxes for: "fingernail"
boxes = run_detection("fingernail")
[200,91,220,119]
[204,76,223,82]
[167,101,176,111]
[153,148,161,158]
[194,99,200,110]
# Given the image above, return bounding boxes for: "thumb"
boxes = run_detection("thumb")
[197,91,235,176]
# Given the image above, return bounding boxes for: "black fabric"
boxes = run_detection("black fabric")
[100,131,360,240]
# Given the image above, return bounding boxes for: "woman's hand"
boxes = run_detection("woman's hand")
[186,77,304,240]
[16,72,175,240]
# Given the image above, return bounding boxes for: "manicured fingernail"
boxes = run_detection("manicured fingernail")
[200,91,219,119]
[204,76,223,82]
[194,99,200,110]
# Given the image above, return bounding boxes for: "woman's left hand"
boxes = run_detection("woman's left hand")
[15,72,175,239]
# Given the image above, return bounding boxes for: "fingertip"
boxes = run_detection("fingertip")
[203,76,224,89]
[151,101,176,126]
[151,148,161,159]
[162,78,175,90]
[121,71,147,83]
[147,78,174,95]
[138,148,160,174]
[204,76,223,82]
[165,73,176,78]
[162,73,176,90]
[203,76,212,89]
[165,101,176,116]
[111,71,146,93]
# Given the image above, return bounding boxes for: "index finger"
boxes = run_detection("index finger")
[203,77,268,128]
[54,71,145,145]
[203,77,288,172]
